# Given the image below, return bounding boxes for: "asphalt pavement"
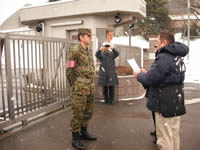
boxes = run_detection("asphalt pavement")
[0,82,199,150]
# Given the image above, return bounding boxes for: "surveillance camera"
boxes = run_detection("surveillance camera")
[129,24,134,29]
[114,13,121,24]
[36,23,43,32]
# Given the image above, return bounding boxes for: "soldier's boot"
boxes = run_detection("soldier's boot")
[80,127,97,141]
[72,132,85,150]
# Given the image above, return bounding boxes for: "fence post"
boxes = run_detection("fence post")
[51,42,66,90]
[5,34,15,120]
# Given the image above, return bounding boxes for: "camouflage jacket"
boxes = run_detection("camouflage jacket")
[66,44,95,94]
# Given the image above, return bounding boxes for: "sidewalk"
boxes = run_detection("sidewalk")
[0,83,200,150]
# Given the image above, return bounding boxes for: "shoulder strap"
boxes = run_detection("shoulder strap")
[175,56,186,83]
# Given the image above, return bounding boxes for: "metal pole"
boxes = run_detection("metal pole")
[129,29,131,47]
[187,0,190,61]
[5,34,15,120]
[128,29,131,67]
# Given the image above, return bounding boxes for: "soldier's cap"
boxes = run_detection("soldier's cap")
[78,28,92,36]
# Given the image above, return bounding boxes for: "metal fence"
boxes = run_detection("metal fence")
[0,33,143,131]
[114,44,142,67]
[0,33,77,130]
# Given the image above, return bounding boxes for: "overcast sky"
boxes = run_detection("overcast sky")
[0,0,47,25]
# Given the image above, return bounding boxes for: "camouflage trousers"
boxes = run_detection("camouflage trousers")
[70,91,95,132]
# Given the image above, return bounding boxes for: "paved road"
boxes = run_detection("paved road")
[0,83,200,150]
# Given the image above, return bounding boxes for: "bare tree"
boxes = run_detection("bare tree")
[177,0,200,19]
[191,2,200,19]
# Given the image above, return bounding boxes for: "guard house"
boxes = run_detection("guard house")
[0,0,146,55]
[0,0,147,128]
[0,0,147,100]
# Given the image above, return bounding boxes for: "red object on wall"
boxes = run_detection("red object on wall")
[108,31,113,43]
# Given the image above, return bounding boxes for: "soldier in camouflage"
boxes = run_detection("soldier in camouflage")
[66,28,96,150]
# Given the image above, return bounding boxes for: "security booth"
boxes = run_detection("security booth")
[1,0,146,61]
[18,0,146,99]
[0,0,147,119]
[1,0,146,99]
[0,0,147,130]
[18,0,145,52]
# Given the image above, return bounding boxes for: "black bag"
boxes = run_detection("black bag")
[159,56,186,117]
[159,84,186,117]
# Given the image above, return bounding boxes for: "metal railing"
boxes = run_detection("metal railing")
[0,33,77,130]
[114,44,142,67]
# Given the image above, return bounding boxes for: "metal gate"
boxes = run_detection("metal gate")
[0,33,77,131]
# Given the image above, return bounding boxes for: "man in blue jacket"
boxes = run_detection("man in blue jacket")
[133,31,189,150]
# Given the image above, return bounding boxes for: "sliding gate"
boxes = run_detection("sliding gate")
[0,33,76,131]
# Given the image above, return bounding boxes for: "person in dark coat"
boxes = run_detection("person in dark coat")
[95,42,119,104]
[133,31,189,150]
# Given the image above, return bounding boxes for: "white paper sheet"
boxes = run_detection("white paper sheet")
[127,58,140,71]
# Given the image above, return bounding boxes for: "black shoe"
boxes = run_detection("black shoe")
[153,136,157,144]
[72,132,85,150]
[109,101,114,105]
[80,127,97,141]
[150,131,156,137]
[104,98,108,104]
[108,98,114,105]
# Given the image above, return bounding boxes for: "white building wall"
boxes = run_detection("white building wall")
[20,0,146,23]
[43,15,115,67]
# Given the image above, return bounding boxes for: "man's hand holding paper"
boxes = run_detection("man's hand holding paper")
[127,58,140,71]
[127,58,147,77]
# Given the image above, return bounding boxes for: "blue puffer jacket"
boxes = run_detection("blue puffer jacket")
[137,42,189,112]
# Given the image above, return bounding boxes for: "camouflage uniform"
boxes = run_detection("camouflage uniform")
[66,29,95,132]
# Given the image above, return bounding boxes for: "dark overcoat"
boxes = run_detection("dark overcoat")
[95,49,119,86]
